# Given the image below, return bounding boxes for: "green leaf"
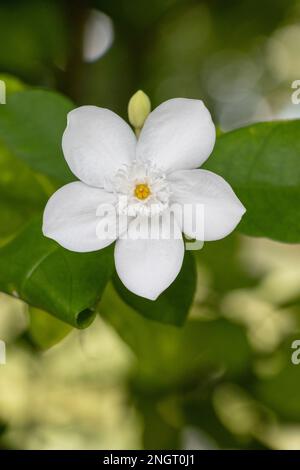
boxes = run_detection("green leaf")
[0,87,66,239]
[0,142,53,240]
[112,251,197,326]
[0,89,75,183]
[0,217,114,328]
[28,306,72,350]
[204,120,300,243]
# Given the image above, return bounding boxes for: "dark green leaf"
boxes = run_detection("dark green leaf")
[112,251,197,326]
[0,217,114,328]
[0,142,53,239]
[0,89,75,183]
[205,120,300,243]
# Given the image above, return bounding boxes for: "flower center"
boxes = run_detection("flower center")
[113,160,170,217]
[134,183,151,200]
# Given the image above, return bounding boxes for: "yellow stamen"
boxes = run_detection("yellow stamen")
[134,183,151,200]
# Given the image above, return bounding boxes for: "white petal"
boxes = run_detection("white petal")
[114,212,184,300]
[62,106,136,187]
[43,181,120,252]
[169,169,246,241]
[137,98,215,173]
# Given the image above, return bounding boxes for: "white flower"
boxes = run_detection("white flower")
[43,98,246,300]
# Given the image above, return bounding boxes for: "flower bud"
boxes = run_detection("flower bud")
[128,90,151,130]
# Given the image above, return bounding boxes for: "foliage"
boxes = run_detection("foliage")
[0,0,300,451]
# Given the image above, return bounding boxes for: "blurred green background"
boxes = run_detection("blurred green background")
[1,0,300,450]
